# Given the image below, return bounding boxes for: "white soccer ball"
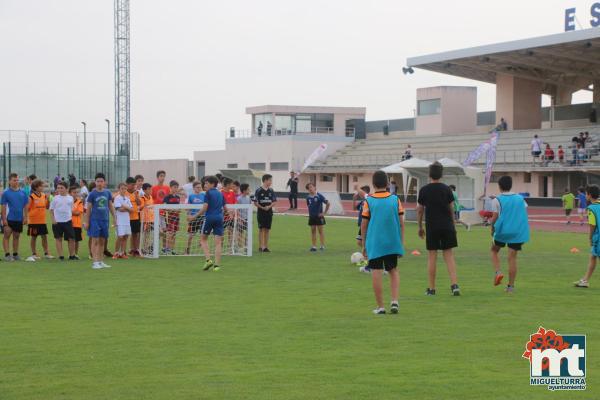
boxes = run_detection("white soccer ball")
[350,252,365,264]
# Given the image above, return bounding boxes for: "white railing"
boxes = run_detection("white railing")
[309,148,600,169]
[227,126,344,138]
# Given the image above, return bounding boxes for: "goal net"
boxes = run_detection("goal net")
[319,191,344,215]
[140,203,253,258]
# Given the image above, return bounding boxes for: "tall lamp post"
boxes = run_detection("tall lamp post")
[81,121,87,179]
[105,119,111,183]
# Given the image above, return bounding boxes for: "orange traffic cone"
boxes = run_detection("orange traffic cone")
[411,249,421,256]
[570,247,580,253]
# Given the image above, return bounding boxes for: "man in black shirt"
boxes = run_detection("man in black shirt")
[417,162,460,296]
[286,171,299,210]
[253,174,277,252]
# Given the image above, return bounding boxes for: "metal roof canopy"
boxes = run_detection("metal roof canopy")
[407,28,600,95]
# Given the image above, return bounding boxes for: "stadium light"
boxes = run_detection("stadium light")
[402,66,414,75]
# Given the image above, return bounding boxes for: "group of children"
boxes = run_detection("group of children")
[562,187,588,225]
[355,162,533,314]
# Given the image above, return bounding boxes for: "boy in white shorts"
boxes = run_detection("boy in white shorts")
[113,183,133,259]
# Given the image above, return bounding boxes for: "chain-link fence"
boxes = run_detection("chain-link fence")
[0,130,140,188]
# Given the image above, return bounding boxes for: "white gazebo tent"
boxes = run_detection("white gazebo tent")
[382,158,484,225]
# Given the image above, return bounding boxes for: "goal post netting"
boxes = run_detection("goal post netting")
[318,191,345,215]
[140,204,253,258]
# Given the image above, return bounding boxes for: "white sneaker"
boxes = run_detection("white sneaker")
[574,279,589,288]
[25,256,37,262]
[359,266,371,274]
[44,254,54,259]
[100,262,112,269]
[92,262,103,270]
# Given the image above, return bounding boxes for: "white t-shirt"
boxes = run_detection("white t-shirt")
[50,195,74,223]
[531,138,543,152]
[183,183,194,198]
[114,195,133,226]
[80,185,89,200]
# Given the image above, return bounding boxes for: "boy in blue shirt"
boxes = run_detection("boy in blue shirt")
[574,185,600,288]
[84,173,116,270]
[490,175,530,292]
[200,176,227,271]
[186,181,205,254]
[305,183,330,252]
[577,187,588,226]
[361,171,405,314]
[1,173,29,261]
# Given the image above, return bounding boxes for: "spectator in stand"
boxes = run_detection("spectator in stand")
[543,144,554,167]
[530,134,543,166]
[558,145,565,164]
[402,144,412,161]
[266,121,272,136]
[257,121,263,136]
[500,118,508,131]
[577,143,587,165]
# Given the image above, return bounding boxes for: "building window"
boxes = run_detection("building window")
[275,115,293,135]
[270,162,289,171]
[226,163,238,169]
[320,175,334,182]
[248,162,266,171]
[524,172,531,183]
[417,99,441,116]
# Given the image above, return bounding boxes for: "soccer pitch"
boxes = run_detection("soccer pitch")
[1,215,598,399]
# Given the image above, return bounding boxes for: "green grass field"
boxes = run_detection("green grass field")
[1,215,598,399]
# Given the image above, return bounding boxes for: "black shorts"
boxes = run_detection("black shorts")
[565,209,572,216]
[52,222,75,241]
[368,254,399,271]
[187,216,204,234]
[28,224,48,237]
[130,219,141,234]
[308,216,326,226]
[532,151,542,157]
[426,229,458,251]
[7,220,23,233]
[72,227,83,242]
[257,211,273,230]
[493,240,523,251]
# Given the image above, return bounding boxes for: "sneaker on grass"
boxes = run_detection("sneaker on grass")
[372,307,386,315]
[574,279,589,288]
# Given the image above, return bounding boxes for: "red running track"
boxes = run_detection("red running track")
[277,200,587,234]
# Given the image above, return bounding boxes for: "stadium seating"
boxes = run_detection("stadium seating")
[307,126,600,171]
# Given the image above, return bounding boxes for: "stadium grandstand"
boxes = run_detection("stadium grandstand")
[304,28,600,199]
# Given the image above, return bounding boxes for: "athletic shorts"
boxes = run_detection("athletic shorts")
[308,216,326,226]
[257,210,273,230]
[28,223,48,237]
[532,151,542,157]
[88,219,109,238]
[426,229,458,251]
[117,225,132,237]
[7,220,23,233]
[578,208,587,215]
[72,227,83,242]
[187,215,204,234]
[565,209,573,216]
[368,254,399,271]
[454,211,461,220]
[202,216,224,236]
[52,221,75,241]
[166,219,180,233]
[493,240,523,251]
[130,219,141,234]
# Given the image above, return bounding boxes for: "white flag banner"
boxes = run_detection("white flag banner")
[301,144,328,172]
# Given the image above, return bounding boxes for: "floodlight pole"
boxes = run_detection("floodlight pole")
[81,121,87,179]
